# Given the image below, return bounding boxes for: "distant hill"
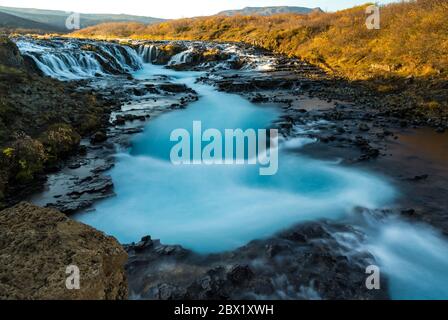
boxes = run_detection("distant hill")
[0,6,165,33]
[0,11,64,33]
[216,6,322,16]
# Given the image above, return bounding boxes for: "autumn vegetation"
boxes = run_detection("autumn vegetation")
[71,0,448,132]
[73,0,447,81]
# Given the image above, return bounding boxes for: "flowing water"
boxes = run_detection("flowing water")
[75,64,396,253]
[18,39,448,299]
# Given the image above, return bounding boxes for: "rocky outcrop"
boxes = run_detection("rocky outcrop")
[0,202,128,300]
[0,37,114,209]
[152,43,187,65]
[0,36,24,68]
[126,222,389,300]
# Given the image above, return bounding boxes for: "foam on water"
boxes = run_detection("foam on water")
[366,219,448,299]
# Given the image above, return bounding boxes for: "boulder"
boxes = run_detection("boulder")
[0,202,128,300]
[90,131,108,144]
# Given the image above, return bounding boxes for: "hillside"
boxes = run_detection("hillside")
[217,6,321,16]
[0,11,63,33]
[0,5,164,32]
[73,1,447,79]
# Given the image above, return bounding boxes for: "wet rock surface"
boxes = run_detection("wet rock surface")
[0,202,128,300]
[125,221,388,300]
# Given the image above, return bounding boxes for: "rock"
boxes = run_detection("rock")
[134,235,154,252]
[91,131,108,144]
[121,128,144,135]
[125,221,388,300]
[159,83,188,93]
[265,244,284,258]
[0,202,128,300]
[91,162,114,174]
[48,199,94,214]
[0,37,24,69]
[114,115,125,126]
[336,127,346,134]
[68,163,82,169]
[358,123,370,132]
[78,145,88,156]
[409,174,429,181]
[401,208,416,217]
[227,265,254,285]
[436,127,445,133]
[132,88,145,96]
[69,176,114,196]
[251,94,269,103]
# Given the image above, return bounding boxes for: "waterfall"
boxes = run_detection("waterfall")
[138,44,159,63]
[15,39,143,80]
[168,48,194,66]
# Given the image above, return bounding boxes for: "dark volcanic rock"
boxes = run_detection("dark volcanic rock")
[91,131,108,144]
[46,175,114,214]
[0,37,24,68]
[159,83,190,93]
[125,222,389,300]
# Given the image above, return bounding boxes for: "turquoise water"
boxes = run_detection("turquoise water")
[366,218,448,300]
[76,64,395,252]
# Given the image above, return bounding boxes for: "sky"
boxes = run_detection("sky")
[0,0,399,19]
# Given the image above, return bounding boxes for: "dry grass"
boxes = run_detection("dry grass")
[72,0,448,81]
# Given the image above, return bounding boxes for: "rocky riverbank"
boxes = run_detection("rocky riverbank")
[126,220,388,300]
[0,37,119,209]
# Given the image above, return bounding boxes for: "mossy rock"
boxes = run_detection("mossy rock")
[0,36,24,69]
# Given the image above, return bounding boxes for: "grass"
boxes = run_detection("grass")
[72,0,448,82]
[71,0,448,120]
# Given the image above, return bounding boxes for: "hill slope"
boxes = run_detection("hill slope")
[217,6,321,16]
[0,6,165,31]
[0,11,63,33]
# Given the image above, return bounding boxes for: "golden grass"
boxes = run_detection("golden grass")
[72,0,448,81]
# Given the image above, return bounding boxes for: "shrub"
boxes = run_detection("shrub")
[3,133,47,182]
[39,124,81,162]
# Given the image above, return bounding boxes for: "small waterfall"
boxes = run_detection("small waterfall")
[168,48,194,66]
[25,51,106,79]
[138,44,159,63]
[15,39,143,80]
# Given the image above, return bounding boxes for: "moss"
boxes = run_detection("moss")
[159,43,186,56]
[202,48,229,62]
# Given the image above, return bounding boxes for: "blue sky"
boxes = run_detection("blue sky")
[0,0,400,18]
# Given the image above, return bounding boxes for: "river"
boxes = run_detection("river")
[18,39,448,300]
